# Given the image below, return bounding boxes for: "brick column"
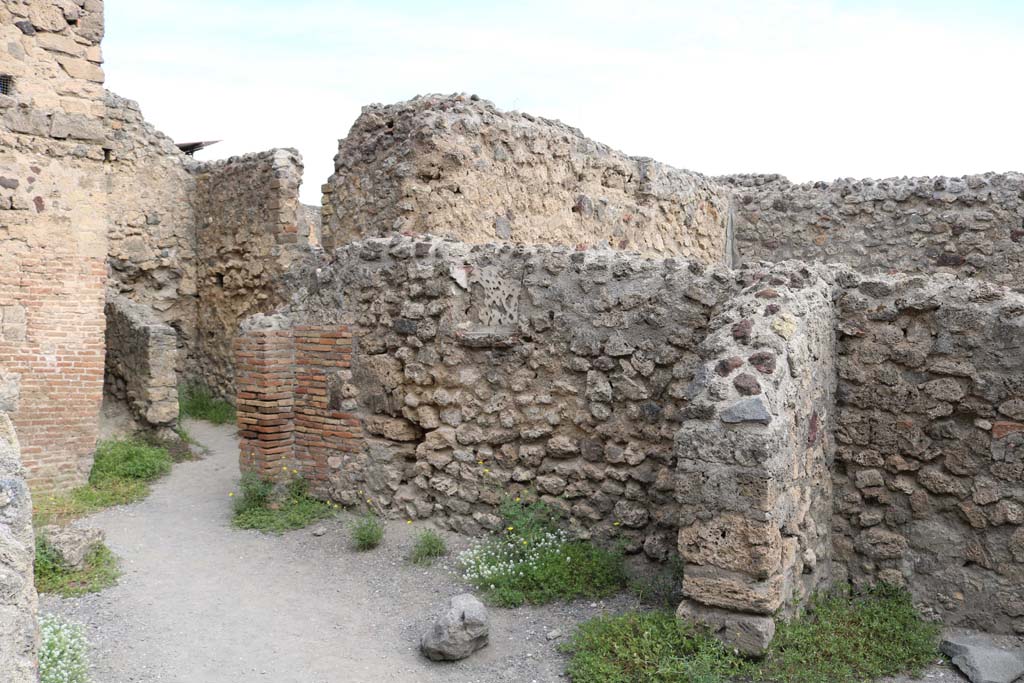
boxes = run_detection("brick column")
[292,325,361,497]
[234,329,296,478]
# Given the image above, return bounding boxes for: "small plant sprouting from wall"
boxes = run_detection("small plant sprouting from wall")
[458,497,626,607]
[232,471,336,533]
[179,383,236,425]
[39,614,91,683]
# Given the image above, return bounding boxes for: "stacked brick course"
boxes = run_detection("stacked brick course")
[1,0,110,490]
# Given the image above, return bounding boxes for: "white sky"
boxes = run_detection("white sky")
[103,0,1024,204]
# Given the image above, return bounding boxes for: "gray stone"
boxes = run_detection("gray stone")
[719,397,772,425]
[420,594,489,661]
[39,525,105,570]
[678,599,776,657]
[941,633,1024,683]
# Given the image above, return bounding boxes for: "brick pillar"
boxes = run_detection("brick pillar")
[234,329,296,478]
[292,325,361,497]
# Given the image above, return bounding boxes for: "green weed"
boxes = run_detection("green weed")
[350,514,385,551]
[35,536,119,597]
[459,497,626,607]
[562,584,941,683]
[231,472,336,533]
[40,614,90,683]
[409,529,447,565]
[178,383,236,425]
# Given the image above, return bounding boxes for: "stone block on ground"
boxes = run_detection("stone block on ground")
[420,593,489,661]
[39,525,105,570]
[940,632,1024,683]
[677,599,776,657]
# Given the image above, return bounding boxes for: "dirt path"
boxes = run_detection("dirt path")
[41,419,640,683]
[41,419,973,683]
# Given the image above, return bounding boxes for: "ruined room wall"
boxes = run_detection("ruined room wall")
[0,0,109,490]
[104,92,198,371]
[834,273,1024,634]
[322,94,730,263]
[104,293,178,431]
[0,410,39,683]
[237,236,735,560]
[720,173,1024,290]
[191,149,310,398]
[674,263,837,653]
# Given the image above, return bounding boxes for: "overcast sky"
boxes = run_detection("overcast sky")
[104,0,1024,204]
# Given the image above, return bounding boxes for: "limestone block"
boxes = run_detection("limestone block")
[677,599,776,657]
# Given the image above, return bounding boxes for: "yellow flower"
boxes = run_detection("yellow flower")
[515,498,521,503]
[407,520,412,524]
[228,492,234,497]
[477,460,484,465]
[507,526,514,531]
[484,469,490,473]
[522,540,528,545]
[282,466,287,471]
[366,499,372,503]
[292,469,298,474]
[613,521,620,526]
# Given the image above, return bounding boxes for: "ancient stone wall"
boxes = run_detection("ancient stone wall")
[239,236,736,558]
[833,272,1024,634]
[322,95,730,263]
[1,0,110,490]
[104,293,179,431]
[674,263,837,653]
[191,149,311,397]
[719,174,1024,290]
[0,411,39,683]
[105,92,198,371]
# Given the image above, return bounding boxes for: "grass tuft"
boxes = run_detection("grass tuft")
[350,514,385,551]
[34,438,173,526]
[90,438,171,483]
[409,529,447,565]
[759,583,941,683]
[232,472,336,533]
[35,536,120,597]
[459,497,626,607]
[562,584,941,683]
[563,610,747,683]
[179,383,236,425]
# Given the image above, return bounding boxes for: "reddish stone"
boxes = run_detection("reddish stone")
[755,288,780,299]
[993,421,1024,439]
[764,304,781,316]
[748,351,777,375]
[732,319,754,343]
[733,373,762,396]
[715,356,744,377]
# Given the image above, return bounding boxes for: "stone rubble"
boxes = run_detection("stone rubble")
[420,593,490,661]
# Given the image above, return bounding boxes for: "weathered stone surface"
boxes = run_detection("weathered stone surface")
[420,594,489,661]
[104,294,179,429]
[720,397,772,425]
[39,525,104,571]
[323,94,730,263]
[677,599,776,657]
[720,173,1024,292]
[0,414,38,682]
[940,633,1024,683]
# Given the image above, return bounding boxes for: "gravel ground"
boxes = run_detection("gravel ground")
[40,419,990,683]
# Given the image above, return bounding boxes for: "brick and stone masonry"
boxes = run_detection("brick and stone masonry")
[235,235,1024,652]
